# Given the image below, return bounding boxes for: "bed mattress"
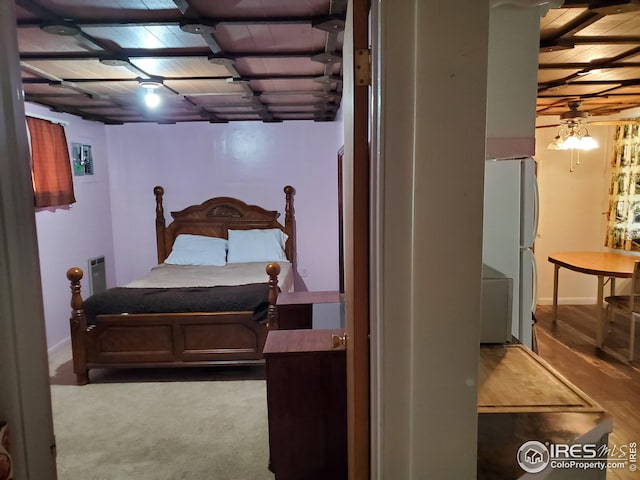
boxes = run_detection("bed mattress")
[123,261,294,292]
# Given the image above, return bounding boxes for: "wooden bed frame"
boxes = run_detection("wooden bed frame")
[67,185,295,385]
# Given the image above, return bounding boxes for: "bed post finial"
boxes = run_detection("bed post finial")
[154,186,166,264]
[67,267,89,385]
[283,185,295,262]
[266,262,281,329]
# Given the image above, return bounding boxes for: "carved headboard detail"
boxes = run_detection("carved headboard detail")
[206,205,243,218]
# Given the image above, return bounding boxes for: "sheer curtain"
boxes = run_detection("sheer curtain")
[26,116,75,208]
[606,124,640,251]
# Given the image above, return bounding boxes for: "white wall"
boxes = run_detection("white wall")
[26,103,114,350]
[375,0,488,477]
[534,113,639,304]
[486,4,540,158]
[105,120,342,292]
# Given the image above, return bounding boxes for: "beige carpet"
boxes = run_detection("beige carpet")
[49,348,274,480]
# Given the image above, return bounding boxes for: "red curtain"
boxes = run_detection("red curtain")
[26,116,75,208]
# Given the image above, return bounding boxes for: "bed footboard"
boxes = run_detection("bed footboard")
[66,263,282,385]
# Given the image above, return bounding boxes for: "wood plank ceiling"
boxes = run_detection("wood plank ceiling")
[537,0,640,118]
[15,0,346,124]
[14,1,640,124]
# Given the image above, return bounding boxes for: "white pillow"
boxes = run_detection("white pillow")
[165,234,227,266]
[227,228,288,263]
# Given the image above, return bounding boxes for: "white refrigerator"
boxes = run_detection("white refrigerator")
[482,157,539,349]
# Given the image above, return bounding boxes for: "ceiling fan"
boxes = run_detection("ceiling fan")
[540,100,604,172]
[545,101,598,152]
[537,100,640,130]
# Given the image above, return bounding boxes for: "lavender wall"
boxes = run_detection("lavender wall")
[26,103,115,351]
[105,120,342,292]
[29,105,341,350]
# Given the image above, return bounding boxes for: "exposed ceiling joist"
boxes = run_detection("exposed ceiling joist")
[537,1,640,116]
[15,0,345,124]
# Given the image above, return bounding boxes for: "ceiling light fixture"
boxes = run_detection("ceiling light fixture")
[138,78,163,109]
[40,22,81,36]
[547,101,599,172]
[99,57,130,67]
[180,22,215,35]
[547,123,598,151]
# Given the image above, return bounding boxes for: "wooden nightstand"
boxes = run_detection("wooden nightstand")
[276,291,342,330]
[264,328,347,480]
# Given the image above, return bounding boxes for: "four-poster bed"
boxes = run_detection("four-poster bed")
[67,185,295,385]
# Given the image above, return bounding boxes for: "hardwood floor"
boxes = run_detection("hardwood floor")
[535,304,640,480]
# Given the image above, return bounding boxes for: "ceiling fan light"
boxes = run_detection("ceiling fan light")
[564,135,581,150]
[547,101,601,157]
[580,134,598,150]
[547,135,565,150]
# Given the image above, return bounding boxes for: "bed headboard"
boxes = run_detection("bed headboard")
[154,185,295,264]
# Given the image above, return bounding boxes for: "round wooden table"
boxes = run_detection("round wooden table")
[548,251,639,348]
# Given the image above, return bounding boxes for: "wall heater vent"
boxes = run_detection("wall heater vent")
[88,256,106,295]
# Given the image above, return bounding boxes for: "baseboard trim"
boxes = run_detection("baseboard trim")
[537,297,597,306]
[47,336,70,355]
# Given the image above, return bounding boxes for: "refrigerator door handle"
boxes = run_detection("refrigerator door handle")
[531,250,538,313]
[520,246,538,312]
[520,158,538,248]
[533,173,540,240]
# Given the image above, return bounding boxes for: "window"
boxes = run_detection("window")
[26,116,75,208]
[606,124,640,251]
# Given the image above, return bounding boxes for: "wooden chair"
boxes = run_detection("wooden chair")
[603,260,640,362]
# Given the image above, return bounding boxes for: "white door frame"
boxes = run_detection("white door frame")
[0,1,57,478]
[370,0,489,477]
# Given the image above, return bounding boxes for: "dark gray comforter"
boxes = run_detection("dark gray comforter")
[82,283,270,322]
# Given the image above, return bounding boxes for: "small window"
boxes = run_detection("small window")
[26,116,76,208]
